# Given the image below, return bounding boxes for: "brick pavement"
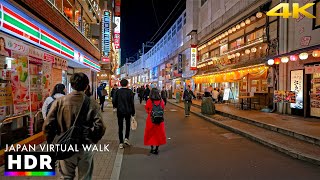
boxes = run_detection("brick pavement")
[0,103,120,180]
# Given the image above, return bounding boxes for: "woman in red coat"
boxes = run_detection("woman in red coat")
[144,88,167,155]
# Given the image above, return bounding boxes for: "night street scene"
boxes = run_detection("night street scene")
[0,0,320,179]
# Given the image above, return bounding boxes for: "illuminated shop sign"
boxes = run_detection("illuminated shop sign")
[115,0,121,16]
[290,70,303,109]
[190,45,197,70]
[114,17,120,49]
[0,3,100,71]
[102,11,111,56]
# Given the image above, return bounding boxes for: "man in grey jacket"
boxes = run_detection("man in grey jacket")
[44,73,106,180]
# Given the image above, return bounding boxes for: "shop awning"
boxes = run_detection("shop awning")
[193,65,268,84]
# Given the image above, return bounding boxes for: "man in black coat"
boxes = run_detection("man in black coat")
[112,79,135,149]
[144,84,150,102]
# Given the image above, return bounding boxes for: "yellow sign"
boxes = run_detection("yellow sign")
[0,84,13,106]
[267,3,316,18]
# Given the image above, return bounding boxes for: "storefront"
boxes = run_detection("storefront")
[0,1,100,148]
[194,10,277,105]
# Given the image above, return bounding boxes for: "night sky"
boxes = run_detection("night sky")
[120,0,185,65]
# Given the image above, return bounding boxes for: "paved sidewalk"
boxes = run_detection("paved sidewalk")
[0,103,119,180]
[171,99,320,142]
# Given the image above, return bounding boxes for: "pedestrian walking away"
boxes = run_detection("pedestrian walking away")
[110,84,119,111]
[43,73,106,180]
[42,83,66,120]
[112,79,135,149]
[144,84,151,102]
[144,88,166,155]
[183,85,196,117]
[138,85,145,104]
[161,86,168,105]
[97,83,108,112]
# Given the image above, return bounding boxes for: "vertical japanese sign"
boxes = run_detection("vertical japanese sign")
[190,45,197,70]
[114,17,121,49]
[102,11,111,56]
[115,0,121,16]
[178,54,183,74]
[290,70,303,109]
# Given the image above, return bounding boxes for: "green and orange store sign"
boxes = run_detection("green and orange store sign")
[0,2,100,71]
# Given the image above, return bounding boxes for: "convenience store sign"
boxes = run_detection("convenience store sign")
[0,4,100,71]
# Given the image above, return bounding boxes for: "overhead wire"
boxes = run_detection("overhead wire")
[152,0,160,27]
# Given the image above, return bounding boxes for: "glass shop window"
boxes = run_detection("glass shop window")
[63,0,74,22]
[210,48,220,57]
[230,37,244,50]
[75,1,82,31]
[246,29,264,43]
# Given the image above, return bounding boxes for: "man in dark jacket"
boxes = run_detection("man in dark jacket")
[144,84,151,102]
[183,85,196,117]
[97,83,107,112]
[110,84,118,111]
[138,86,145,104]
[112,79,135,149]
[161,86,168,105]
[43,73,106,179]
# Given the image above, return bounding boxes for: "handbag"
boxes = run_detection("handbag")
[54,96,90,160]
[131,116,137,130]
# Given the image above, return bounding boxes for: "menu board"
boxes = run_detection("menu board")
[290,70,303,109]
[11,56,30,114]
[273,90,284,103]
[274,90,296,103]
[223,88,231,100]
[310,73,320,117]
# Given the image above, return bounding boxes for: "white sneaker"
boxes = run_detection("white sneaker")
[119,143,124,149]
[124,138,130,146]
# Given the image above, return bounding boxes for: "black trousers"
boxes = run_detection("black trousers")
[117,113,131,143]
[139,96,143,104]
[99,96,105,110]
[163,98,167,105]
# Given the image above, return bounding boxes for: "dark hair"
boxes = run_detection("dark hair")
[188,85,191,88]
[120,79,128,87]
[114,84,118,86]
[70,73,89,91]
[51,83,65,96]
[85,85,92,97]
[150,88,161,100]
[204,92,211,97]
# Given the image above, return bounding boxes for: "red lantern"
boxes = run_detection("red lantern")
[274,58,280,64]
[290,55,298,61]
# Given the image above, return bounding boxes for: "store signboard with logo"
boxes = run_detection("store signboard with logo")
[102,11,111,56]
[178,54,183,74]
[290,70,303,109]
[0,3,101,71]
[190,45,197,70]
[115,0,121,16]
[305,66,320,74]
[114,17,120,49]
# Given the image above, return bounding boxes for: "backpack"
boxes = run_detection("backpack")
[151,101,164,124]
[46,96,56,116]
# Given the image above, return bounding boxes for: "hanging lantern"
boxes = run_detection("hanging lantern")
[274,58,280,64]
[251,47,257,52]
[290,55,298,61]
[236,24,241,29]
[236,52,241,57]
[221,34,225,38]
[256,12,263,18]
[281,57,289,63]
[240,21,246,27]
[245,49,251,54]
[228,29,233,34]
[232,27,237,32]
[228,55,232,59]
[312,50,320,57]
[245,19,251,24]
[231,54,236,58]
[299,52,308,60]
[213,39,216,43]
[225,32,229,36]
[250,16,256,21]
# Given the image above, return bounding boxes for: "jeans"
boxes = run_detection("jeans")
[184,101,192,115]
[99,96,105,110]
[58,150,94,180]
[117,113,131,143]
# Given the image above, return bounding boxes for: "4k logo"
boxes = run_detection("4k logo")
[266,3,316,18]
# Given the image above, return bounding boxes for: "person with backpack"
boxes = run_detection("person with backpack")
[144,88,166,155]
[183,85,196,117]
[43,73,106,180]
[42,83,66,119]
[112,79,135,149]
